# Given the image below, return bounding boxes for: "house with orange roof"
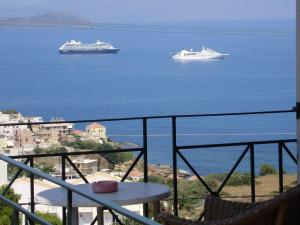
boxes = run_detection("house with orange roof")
[72,130,83,135]
[86,122,107,142]
[128,168,144,181]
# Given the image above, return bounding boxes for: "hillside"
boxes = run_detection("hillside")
[0,12,92,28]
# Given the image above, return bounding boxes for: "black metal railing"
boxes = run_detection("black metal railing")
[0,155,159,225]
[6,147,147,225]
[0,191,51,225]
[1,117,151,225]
[0,108,297,223]
[170,109,297,217]
[172,139,297,217]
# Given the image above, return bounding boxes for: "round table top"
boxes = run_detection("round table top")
[35,182,170,207]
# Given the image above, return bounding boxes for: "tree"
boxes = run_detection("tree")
[122,217,142,225]
[259,163,277,176]
[33,147,43,154]
[1,109,18,114]
[64,141,134,165]
[0,185,21,224]
[35,211,62,225]
[33,146,67,154]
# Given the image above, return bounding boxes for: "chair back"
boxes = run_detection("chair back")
[232,184,300,225]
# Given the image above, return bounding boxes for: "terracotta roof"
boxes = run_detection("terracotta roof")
[86,122,105,129]
[129,169,143,177]
[72,130,83,135]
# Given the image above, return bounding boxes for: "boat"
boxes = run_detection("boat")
[59,40,120,54]
[172,46,228,60]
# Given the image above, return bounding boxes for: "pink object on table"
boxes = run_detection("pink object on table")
[92,181,118,193]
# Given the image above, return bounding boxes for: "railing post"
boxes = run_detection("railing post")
[249,144,256,203]
[172,116,178,216]
[296,0,300,184]
[29,157,35,225]
[27,121,33,132]
[67,190,73,225]
[12,209,19,225]
[25,217,29,225]
[278,142,284,193]
[62,155,67,225]
[142,118,149,217]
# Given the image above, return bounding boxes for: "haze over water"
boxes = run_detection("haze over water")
[0,20,296,174]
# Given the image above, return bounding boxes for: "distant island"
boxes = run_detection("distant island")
[0,11,93,28]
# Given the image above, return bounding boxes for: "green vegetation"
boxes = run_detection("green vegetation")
[36,211,62,225]
[32,146,67,174]
[7,160,28,179]
[140,175,219,218]
[8,162,54,181]
[0,185,21,225]
[259,163,277,176]
[122,217,142,225]
[146,175,172,186]
[34,164,55,174]
[206,172,251,186]
[141,172,255,219]
[1,109,18,114]
[33,146,67,154]
[64,141,135,165]
[177,178,218,212]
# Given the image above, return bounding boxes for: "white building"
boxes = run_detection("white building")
[23,116,43,123]
[0,136,14,149]
[72,159,98,174]
[86,123,107,142]
[0,112,28,140]
[0,112,10,123]
[0,160,7,185]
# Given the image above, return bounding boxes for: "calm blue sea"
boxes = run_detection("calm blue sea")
[0,20,297,175]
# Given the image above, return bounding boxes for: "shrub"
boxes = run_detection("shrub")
[0,185,21,224]
[35,164,55,174]
[36,211,62,225]
[104,152,134,165]
[206,172,251,186]
[1,109,18,114]
[33,146,67,154]
[226,173,251,186]
[64,141,134,165]
[33,147,43,154]
[122,217,143,225]
[259,163,277,176]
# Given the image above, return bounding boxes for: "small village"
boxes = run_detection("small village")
[0,110,191,181]
[0,110,297,223]
[0,110,107,154]
[0,110,193,224]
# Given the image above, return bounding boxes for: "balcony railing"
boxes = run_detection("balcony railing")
[0,108,298,224]
[0,154,159,225]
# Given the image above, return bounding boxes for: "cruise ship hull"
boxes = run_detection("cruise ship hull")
[173,54,227,60]
[173,47,229,61]
[59,48,120,54]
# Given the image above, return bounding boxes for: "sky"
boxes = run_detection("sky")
[0,0,296,23]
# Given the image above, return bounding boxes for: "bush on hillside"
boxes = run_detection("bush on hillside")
[36,211,62,225]
[1,109,18,114]
[64,141,134,165]
[33,146,67,154]
[0,185,21,224]
[259,163,277,176]
[206,172,251,186]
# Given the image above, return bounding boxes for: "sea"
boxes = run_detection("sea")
[0,19,297,175]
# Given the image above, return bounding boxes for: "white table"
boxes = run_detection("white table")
[35,182,170,225]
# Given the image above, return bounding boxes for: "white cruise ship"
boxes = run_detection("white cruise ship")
[173,46,228,60]
[59,40,120,54]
